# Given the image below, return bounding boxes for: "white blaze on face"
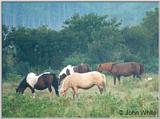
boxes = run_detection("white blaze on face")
[26,72,39,88]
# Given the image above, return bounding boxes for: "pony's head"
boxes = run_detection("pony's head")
[60,89,67,96]
[16,76,28,94]
[60,79,68,96]
[97,63,114,72]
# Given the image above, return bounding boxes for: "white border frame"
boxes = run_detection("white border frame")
[0,1,159,119]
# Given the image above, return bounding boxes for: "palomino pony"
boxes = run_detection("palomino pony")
[58,63,91,85]
[60,71,106,99]
[16,72,59,97]
[97,62,144,85]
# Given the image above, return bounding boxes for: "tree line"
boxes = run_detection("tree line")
[2,8,158,80]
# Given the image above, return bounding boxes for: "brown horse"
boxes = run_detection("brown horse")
[60,71,106,99]
[97,62,144,85]
[73,63,91,73]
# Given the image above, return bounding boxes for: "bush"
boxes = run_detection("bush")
[15,62,30,75]
[5,73,22,81]
[144,58,158,73]
[62,52,90,66]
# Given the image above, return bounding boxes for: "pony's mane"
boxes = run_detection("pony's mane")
[18,76,27,86]
[60,77,68,92]
[59,65,74,77]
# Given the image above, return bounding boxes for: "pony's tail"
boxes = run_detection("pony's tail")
[101,74,107,91]
[139,64,144,75]
[51,73,59,96]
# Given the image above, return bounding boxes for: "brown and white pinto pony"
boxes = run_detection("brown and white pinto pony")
[97,62,144,85]
[60,71,106,99]
[16,72,59,97]
[58,63,91,85]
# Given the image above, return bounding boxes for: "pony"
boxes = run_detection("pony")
[73,63,91,73]
[97,62,144,85]
[60,71,106,99]
[58,63,91,85]
[16,72,59,97]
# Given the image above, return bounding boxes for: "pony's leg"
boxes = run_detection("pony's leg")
[133,74,136,78]
[28,86,35,98]
[98,85,104,94]
[136,73,141,78]
[137,75,141,78]
[117,76,121,84]
[48,86,54,97]
[72,87,78,99]
[71,88,75,99]
[102,82,106,92]
[113,76,116,85]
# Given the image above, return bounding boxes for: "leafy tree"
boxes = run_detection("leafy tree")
[2,8,158,80]
[63,13,108,53]
[122,8,158,72]
[88,17,125,63]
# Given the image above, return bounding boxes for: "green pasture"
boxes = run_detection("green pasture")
[2,73,159,117]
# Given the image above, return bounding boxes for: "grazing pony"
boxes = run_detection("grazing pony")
[16,72,59,97]
[97,62,144,85]
[73,63,91,73]
[58,63,91,85]
[60,71,106,99]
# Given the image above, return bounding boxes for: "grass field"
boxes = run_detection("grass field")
[2,73,159,117]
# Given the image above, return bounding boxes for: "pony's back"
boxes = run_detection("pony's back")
[111,62,138,72]
[64,71,105,86]
[60,71,107,97]
[73,64,91,73]
[97,63,113,72]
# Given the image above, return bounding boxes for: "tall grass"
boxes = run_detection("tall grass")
[2,73,159,117]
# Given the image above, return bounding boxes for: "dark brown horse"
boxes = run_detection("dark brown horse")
[73,63,91,73]
[58,63,91,85]
[97,62,144,85]
[16,72,59,97]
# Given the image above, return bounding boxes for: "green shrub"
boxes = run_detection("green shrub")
[2,73,158,117]
[62,52,90,66]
